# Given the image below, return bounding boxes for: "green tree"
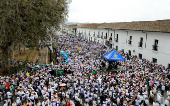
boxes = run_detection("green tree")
[0,0,69,73]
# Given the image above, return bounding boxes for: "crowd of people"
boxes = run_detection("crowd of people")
[0,34,170,106]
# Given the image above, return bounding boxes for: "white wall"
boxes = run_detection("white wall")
[111,30,170,68]
[77,27,170,68]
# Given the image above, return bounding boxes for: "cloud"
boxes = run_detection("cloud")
[68,0,170,23]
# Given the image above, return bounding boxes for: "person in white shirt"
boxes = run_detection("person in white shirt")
[70,99,75,105]
[21,94,26,104]
[42,99,46,106]
[164,98,169,106]
[36,100,41,106]
[30,94,35,103]
[7,98,11,106]
[25,92,29,99]
[161,84,165,96]
[7,91,12,99]
[145,97,149,105]
[102,101,106,106]
[12,100,17,106]
[16,97,21,106]
[117,97,120,105]
[3,100,8,106]
[135,98,140,106]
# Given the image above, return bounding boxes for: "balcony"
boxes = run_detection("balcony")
[152,45,158,51]
[104,36,107,39]
[138,42,143,47]
[128,40,132,45]
[105,41,110,46]
[115,38,118,42]
[97,35,100,38]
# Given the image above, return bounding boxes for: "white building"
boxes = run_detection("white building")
[75,20,170,68]
[62,24,77,35]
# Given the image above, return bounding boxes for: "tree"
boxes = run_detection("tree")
[0,0,69,73]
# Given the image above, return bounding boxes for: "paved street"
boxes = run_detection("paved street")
[38,47,48,65]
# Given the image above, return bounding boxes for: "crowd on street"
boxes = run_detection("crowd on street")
[0,34,170,106]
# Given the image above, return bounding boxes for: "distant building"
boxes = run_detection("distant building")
[74,20,170,68]
[64,24,77,35]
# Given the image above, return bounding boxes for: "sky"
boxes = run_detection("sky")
[68,0,170,23]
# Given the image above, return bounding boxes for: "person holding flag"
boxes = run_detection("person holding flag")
[23,72,30,78]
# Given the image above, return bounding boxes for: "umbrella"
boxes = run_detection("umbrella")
[59,83,66,86]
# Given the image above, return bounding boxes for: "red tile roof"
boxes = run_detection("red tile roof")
[97,20,170,32]
[77,23,103,28]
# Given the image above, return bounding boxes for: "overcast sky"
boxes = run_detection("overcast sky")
[68,0,170,23]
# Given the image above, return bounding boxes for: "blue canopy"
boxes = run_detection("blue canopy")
[103,50,125,61]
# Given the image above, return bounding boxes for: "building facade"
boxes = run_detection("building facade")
[70,20,170,68]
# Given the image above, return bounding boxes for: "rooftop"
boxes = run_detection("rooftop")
[77,23,103,28]
[98,20,170,32]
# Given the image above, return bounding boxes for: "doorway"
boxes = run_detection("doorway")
[139,53,142,59]
[116,46,118,50]
[128,50,131,56]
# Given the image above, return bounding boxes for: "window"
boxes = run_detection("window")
[115,34,118,42]
[93,32,95,37]
[122,49,124,53]
[152,58,157,63]
[152,39,158,51]
[105,33,107,39]
[116,45,118,50]
[139,53,142,59]
[111,33,112,37]
[168,64,170,69]
[101,32,103,38]
[128,36,132,44]
[128,50,131,56]
[138,37,143,47]
[110,44,112,49]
